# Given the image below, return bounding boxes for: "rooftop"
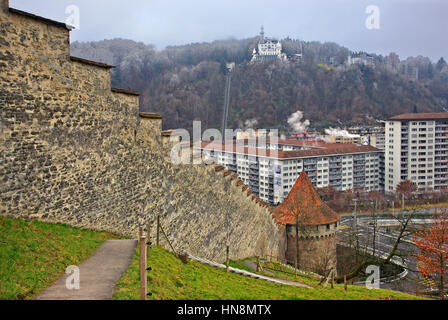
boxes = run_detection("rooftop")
[276,139,356,149]
[226,138,359,150]
[274,172,340,226]
[111,88,140,96]
[139,112,163,119]
[196,141,381,160]
[389,113,448,121]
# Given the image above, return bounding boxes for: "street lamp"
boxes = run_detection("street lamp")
[353,198,358,233]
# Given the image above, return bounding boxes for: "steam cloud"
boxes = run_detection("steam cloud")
[245,119,258,129]
[287,110,310,133]
[325,127,360,139]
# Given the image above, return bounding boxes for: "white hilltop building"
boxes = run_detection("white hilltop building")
[251,26,288,63]
[347,52,374,67]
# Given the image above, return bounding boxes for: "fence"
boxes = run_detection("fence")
[138,217,345,297]
[139,215,182,300]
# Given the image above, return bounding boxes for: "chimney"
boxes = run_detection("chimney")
[1,0,9,14]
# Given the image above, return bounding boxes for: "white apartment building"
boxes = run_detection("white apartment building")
[385,113,448,193]
[196,140,382,206]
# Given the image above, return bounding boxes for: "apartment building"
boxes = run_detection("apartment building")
[370,134,386,150]
[385,113,448,193]
[195,139,382,206]
[323,135,362,145]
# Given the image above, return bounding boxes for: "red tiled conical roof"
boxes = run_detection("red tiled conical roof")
[273,172,340,226]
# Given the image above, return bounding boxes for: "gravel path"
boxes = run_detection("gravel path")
[36,240,137,300]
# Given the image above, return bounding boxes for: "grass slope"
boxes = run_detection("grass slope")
[113,246,424,300]
[0,217,119,300]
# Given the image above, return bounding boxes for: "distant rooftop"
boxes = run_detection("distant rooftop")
[232,138,362,150]
[196,141,382,160]
[389,113,448,121]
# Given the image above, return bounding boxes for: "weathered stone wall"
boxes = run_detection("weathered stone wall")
[0,2,285,263]
[286,225,338,275]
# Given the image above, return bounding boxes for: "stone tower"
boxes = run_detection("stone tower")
[274,172,340,275]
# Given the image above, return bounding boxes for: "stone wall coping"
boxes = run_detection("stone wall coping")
[214,165,225,173]
[9,8,72,30]
[161,129,179,137]
[70,56,115,69]
[111,88,140,96]
[139,112,163,120]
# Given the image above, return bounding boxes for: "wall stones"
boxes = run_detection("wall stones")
[0,3,285,263]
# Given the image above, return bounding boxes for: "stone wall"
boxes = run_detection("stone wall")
[285,225,338,274]
[0,1,285,263]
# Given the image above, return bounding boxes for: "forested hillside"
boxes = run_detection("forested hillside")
[71,38,448,132]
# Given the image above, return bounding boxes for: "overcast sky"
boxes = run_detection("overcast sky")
[10,0,447,62]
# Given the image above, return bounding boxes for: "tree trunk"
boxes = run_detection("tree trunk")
[441,254,445,301]
[296,221,299,269]
[441,273,444,301]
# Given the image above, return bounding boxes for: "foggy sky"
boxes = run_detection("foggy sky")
[10,0,448,62]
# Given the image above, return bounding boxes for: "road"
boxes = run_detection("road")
[338,212,439,295]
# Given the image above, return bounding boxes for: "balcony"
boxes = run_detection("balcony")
[330,171,342,177]
[249,174,259,180]
[249,168,259,175]
[249,163,259,170]
[251,186,260,193]
[329,163,342,169]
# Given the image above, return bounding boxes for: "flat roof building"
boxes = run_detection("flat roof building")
[195,139,382,206]
[385,113,448,193]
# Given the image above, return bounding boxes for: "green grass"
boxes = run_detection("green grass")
[230,259,319,287]
[113,246,426,300]
[0,217,119,300]
[259,261,322,287]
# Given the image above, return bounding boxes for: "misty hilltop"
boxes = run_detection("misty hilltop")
[71,38,448,132]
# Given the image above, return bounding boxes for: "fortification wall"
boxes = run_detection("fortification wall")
[0,2,285,262]
[286,226,337,274]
